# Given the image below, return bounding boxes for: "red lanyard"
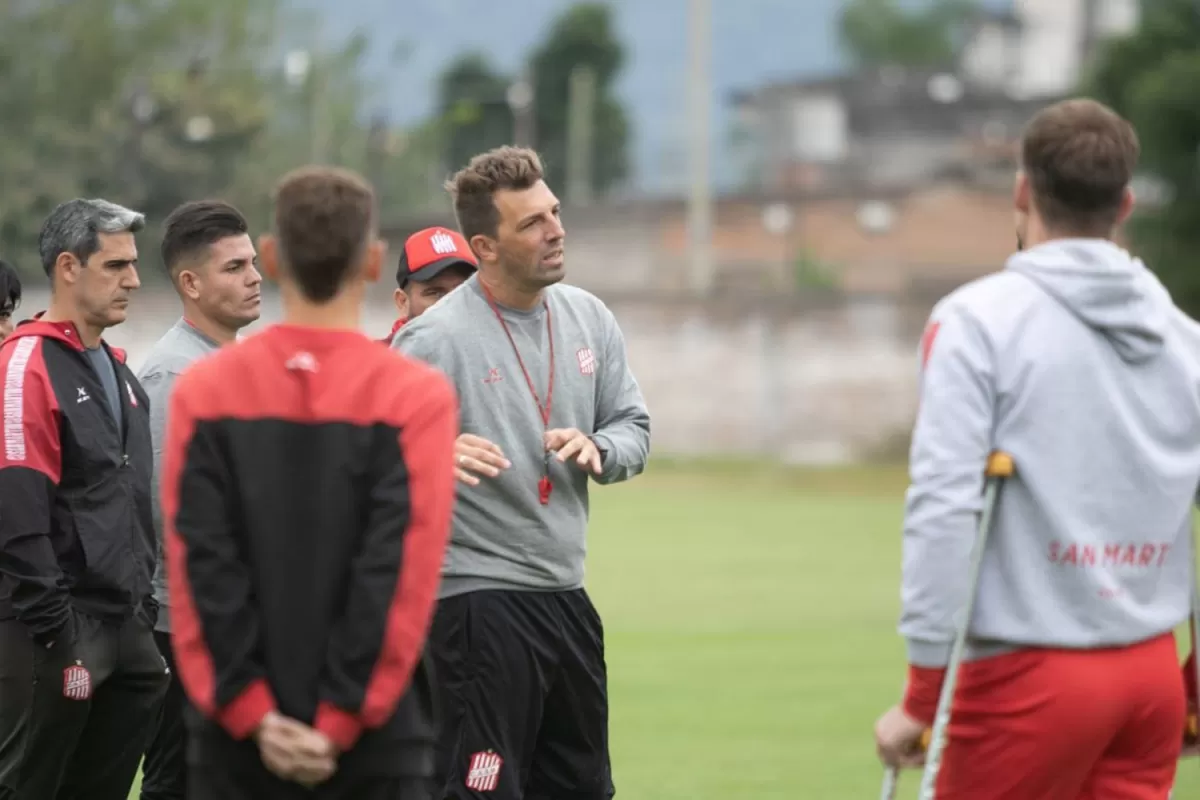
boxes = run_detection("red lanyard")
[481,283,556,504]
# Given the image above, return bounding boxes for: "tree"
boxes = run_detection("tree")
[0,0,392,281]
[838,0,978,69]
[1086,0,1200,316]
[434,53,515,175]
[528,2,629,197]
[0,0,288,277]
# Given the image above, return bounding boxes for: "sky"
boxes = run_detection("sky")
[298,0,1011,192]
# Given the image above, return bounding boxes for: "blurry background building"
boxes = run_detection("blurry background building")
[3,0,1185,466]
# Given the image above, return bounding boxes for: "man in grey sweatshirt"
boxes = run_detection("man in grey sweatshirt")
[137,200,263,800]
[393,146,650,800]
[875,99,1200,796]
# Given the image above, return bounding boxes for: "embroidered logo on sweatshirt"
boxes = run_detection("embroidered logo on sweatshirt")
[285,351,319,373]
[483,367,503,384]
[576,347,596,376]
[465,750,503,791]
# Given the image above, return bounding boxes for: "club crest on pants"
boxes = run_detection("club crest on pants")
[465,750,503,792]
[62,661,92,701]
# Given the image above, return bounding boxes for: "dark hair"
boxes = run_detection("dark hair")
[1021,98,1140,236]
[38,198,145,277]
[445,146,545,240]
[161,200,250,275]
[0,260,22,314]
[272,166,376,303]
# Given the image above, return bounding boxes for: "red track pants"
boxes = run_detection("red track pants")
[935,633,1186,799]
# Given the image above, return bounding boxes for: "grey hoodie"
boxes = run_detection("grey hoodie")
[901,239,1200,668]
[393,276,651,597]
[137,318,223,632]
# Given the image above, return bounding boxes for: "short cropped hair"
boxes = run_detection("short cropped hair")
[445,146,545,240]
[161,200,250,275]
[38,198,145,277]
[272,166,376,303]
[1020,98,1140,236]
[0,259,22,314]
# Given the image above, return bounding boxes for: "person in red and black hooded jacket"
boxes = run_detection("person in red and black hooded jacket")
[162,167,457,800]
[0,198,169,800]
[379,226,477,344]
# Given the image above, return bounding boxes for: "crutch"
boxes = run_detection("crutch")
[1188,513,1200,753]
[879,450,1015,800]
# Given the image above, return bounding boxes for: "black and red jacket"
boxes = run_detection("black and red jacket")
[161,324,458,774]
[378,316,406,345]
[0,319,155,644]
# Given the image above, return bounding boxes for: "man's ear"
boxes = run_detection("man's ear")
[1115,185,1135,228]
[471,234,499,265]
[258,235,279,282]
[363,239,385,284]
[1013,170,1031,215]
[177,268,202,301]
[393,288,409,317]
[54,252,81,286]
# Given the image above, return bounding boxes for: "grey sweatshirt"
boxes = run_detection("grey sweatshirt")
[901,239,1200,668]
[393,276,651,597]
[137,318,222,632]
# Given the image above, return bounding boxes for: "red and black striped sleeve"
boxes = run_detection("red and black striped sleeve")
[163,369,276,740]
[0,336,69,645]
[312,366,458,751]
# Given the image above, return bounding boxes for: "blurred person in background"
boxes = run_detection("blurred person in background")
[162,167,457,799]
[0,198,168,800]
[380,226,477,344]
[137,200,262,800]
[393,146,649,800]
[0,259,22,340]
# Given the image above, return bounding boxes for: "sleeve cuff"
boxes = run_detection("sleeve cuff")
[314,701,362,752]
[218,679,277,740]
[902,664,946,725]
[590,433,614,470]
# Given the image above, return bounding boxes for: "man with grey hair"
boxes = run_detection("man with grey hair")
[0,198,169,800]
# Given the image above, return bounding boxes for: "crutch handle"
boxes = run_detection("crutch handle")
[985,451,1014,479]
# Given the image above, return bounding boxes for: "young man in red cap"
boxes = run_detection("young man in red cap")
[380,227,477,344]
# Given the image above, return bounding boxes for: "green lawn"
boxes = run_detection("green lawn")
[130,462,1200,798]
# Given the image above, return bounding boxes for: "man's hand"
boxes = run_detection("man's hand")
[254,711,338,787]
[545,428,601,475]
[875,704,928,769]
[454,434,510,486]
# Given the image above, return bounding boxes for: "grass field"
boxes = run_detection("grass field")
[130,461,1200,798]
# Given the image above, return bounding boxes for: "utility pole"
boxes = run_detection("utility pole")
[566,65,597,206]
[309,29,329,164]
[685,0,714,295]
[508,69,536,148]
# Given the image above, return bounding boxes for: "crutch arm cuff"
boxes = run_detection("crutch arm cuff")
[903,664,946,725]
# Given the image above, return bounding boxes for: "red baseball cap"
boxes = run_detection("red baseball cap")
[397,227,478,288]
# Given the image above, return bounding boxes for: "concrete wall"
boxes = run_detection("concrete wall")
[21,285,933,465]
